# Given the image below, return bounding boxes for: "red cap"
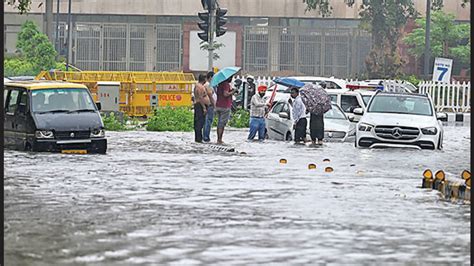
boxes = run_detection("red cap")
[258,85,267,92]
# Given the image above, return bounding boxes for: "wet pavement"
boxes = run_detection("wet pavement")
[4,123,470,265]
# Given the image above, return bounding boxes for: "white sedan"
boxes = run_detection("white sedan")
[265,100,356,142]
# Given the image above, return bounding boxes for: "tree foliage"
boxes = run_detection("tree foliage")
[403,11,470,64]
[4,20,62,76]
[303,0,469,78]
[4,0,32,14]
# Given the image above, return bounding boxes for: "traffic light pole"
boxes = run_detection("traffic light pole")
[207,7,215,71]
[423,0,431,80]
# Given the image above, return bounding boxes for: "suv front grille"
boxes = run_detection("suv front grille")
[374,126,419,140]
[55,131,90,140]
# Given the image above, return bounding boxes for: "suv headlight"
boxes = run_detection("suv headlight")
[35,130,54,139]
[91,129,105,138]
[358,123,373,132]
[421,127,437,135]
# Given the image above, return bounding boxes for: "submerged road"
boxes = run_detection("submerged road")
[4,124,470,265]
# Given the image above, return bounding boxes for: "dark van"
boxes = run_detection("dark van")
[4,80,107,154]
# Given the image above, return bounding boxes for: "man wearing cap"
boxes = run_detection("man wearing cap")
[247,84,271,141]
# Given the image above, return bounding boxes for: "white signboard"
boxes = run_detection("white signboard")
[189,31,236,71]
[432,57,453,83]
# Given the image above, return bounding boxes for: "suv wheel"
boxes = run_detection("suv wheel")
[285,132,292,141]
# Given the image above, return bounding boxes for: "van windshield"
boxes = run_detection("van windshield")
[32,88,96,113]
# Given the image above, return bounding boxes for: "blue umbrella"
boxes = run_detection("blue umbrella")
[273,77,305,88]
[210,66,241,87]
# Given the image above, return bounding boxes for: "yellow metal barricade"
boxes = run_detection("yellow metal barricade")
[36,70,195,117]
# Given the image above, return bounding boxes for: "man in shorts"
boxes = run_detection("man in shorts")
[215,76,236,144]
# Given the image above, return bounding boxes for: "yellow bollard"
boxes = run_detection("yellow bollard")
[461,170,471,180]
[279,159,287,164]
[435,170,445,181]
[422,169,434,188]
[325,167,334,173]
[308,163,316,170]
[423,169,433,179]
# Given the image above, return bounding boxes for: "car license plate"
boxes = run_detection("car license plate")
[61,149,88,154]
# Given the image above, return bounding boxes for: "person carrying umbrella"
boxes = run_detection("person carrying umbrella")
[211,67,241,144]
[299,83,332,145]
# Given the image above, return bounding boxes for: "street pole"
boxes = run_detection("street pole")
[207,6,214,71]
[423,0,431,80]
[45,0,54,43]
[54,0,60,55]
[66,0,72,71]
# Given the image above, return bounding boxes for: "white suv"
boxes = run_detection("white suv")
[354,91,446,150]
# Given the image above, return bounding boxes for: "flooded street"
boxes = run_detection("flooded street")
[4,124,470,265]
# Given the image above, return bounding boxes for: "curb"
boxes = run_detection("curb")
[439,113,470,123]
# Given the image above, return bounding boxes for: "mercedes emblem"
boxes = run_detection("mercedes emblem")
[391,127,402,139]
[70,132,75,138]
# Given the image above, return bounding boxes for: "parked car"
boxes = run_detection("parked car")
[4,80,107,154]
[328,90,375,122]
[288,76,348,90]
[265,100,356,142]
[352,79,415,93]
[263,76,348,106]
[354,91,446,150]
[263,83,291,105]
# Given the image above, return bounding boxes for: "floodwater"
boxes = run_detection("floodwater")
[4,124,470,265]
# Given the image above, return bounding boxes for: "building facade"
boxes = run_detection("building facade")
[4,0,470,78]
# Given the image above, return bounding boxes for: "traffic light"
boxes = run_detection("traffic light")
[215,8,227,37]
[197,11,209,42]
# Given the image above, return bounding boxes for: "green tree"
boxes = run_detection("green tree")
[4,0,32,14]
[4,20,61,76]
[303,0,469,78]
[403,11,470,64]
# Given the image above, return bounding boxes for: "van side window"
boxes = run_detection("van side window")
[4,89,9,107]
[18,91,28,113]
[5,89,20,114]
[341,95,361,113]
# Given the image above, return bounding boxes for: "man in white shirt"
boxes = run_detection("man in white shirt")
[290,87,307,144]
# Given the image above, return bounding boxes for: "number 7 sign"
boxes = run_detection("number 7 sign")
[432,57,453,83]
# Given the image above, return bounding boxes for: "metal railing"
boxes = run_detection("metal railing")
[419,81,471,113]
[243,26,371,77]
[60,22,182,72]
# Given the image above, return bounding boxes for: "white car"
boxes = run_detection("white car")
[354,91,446,150]
[263,76,348,105]
[288,76,348,91]
[265,100,356,142]
[328,90,376,122]
[263,83,291,104]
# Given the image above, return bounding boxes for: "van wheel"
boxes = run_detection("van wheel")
[264,129,269,139]
[285,132,292,141]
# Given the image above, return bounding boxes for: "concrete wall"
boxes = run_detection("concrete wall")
[4,0,470,20]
